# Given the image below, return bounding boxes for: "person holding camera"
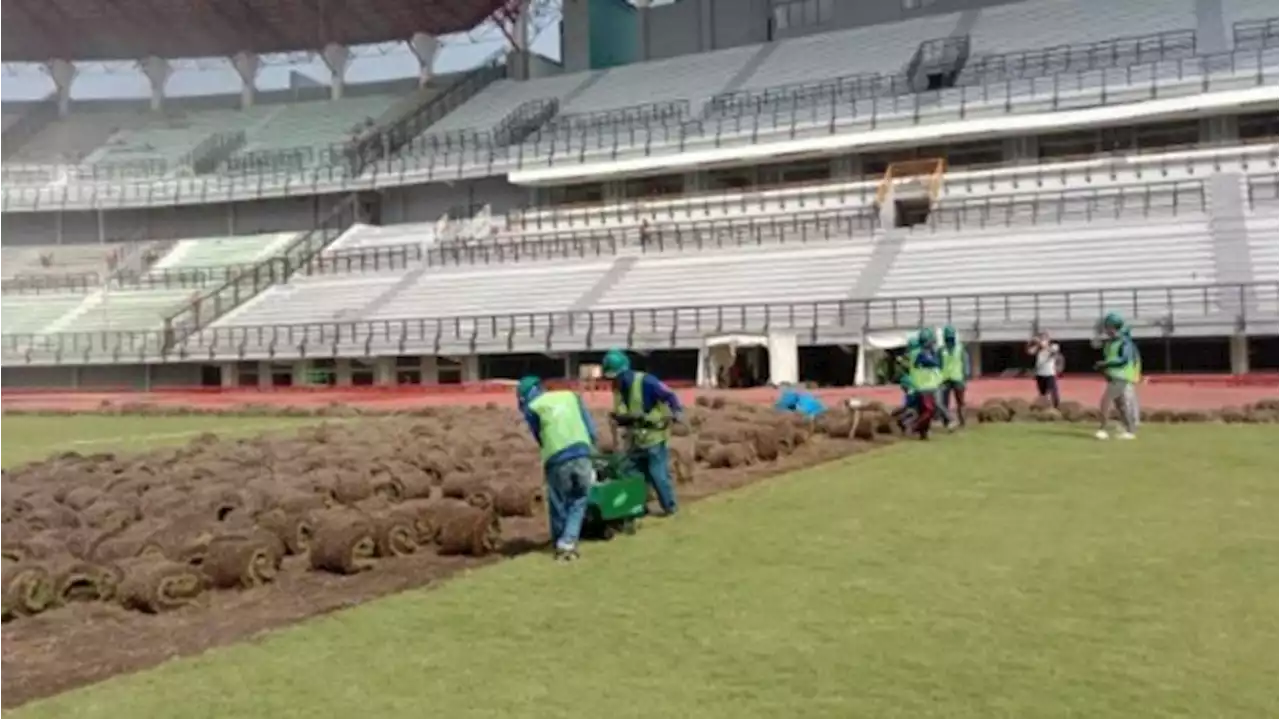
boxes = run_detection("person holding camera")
[1025,331,1062,408]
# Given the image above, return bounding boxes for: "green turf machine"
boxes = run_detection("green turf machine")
[581,452,648,541]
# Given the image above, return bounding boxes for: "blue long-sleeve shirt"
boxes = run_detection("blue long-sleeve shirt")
[774,388,826,418]
[522,392,598,468]
[914,347,941,370]
[615,370,683,416]
[942,339,972,380]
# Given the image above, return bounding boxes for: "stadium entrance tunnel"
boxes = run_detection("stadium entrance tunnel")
[696,333,798,389]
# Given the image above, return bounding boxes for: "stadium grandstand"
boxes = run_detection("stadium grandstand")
[0,0,1276,389]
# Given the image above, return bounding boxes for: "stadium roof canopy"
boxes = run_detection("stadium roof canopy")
[1,0,512,63]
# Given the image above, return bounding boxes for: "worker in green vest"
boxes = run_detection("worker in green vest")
[1092,313,1141,440]
[908,328,950,428]
[601,348,684,516]
[938,325,971,428]
[518,376,599,561]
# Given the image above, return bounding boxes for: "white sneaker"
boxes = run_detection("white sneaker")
[1094,430,1110,440]
[1117,432,1136,440]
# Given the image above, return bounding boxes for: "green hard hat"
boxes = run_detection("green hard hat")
[917,327,934,345]
[1102,312,1125,329]
[601,348,630,377]
[943,325,957,339]
[516,375,542,403]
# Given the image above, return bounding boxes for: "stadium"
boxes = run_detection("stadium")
[0,0,1276,716]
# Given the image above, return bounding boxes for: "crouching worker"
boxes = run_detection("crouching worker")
[893,375,936,439]
[774,383,827,420]
[517,377,598,562]
[601,348,682,517]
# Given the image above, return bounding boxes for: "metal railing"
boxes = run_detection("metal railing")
[1,46,1275,212]
[3,282,1273,363]
[961,30,1197,84]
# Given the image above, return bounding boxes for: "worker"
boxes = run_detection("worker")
[909,328,950,429]
[601,348,683,517]
[1092,313,1141,440]
[517,376,599,561]
[774,383,827,419]
[938,325,971,428]
[894,374,935,439]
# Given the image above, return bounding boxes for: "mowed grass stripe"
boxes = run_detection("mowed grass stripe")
[0,415,334,467]
[10,424,1278,719]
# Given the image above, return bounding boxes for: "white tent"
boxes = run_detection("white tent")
[695,332,799,388]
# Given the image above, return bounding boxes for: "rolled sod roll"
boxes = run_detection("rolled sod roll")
[331,473,375,505]
[440,475,473,500]
[144,516,219,566]
[369,472,405,503]
[117,556,206,613]
[47,555,118,603]
[255,508,314,556]
[437,505,501,557]
[2,559,54,620]
[23,504,81,532]
[387,500,442,545]
[202,536,281,589]
[93,520,166,563]
[366,511,418,558]
[493,484,545,518]
[465,484,497,511]
[308,511,377,574]
[61,486,104,512]
[395,469,435,501]
[81,499,139,533]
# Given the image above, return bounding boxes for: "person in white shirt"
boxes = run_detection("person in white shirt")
[1025,332,1062,408]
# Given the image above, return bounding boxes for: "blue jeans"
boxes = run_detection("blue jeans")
[632,443,678,514]
[544,457,595,551]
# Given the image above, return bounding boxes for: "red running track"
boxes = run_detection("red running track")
[3,377,1275,412]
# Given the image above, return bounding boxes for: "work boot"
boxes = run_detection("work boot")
[554,546,580,563]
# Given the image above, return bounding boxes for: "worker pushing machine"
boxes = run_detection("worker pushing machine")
[1092,313,1142,440]
[938,325,971,428]
[908,328,951,429]
[601,348,683,517]
[894,374,936,439]
[517,377,599,562]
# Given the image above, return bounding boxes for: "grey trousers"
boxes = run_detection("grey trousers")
[1100,380,1139,432]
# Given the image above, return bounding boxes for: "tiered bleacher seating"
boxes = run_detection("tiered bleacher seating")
[1,244,109,280]
[0,295,88,334]
[60,288,196,332]
[149,232,296,271]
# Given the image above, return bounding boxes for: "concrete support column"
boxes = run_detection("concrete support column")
[220,362,240,388]
[969,343,983,378]
[1201,115,1240,144]
[46,59,77,117]
[232,51,260,109]
[420,355,440,385]
[461,355,481,383]
[322,43,350,100]
[682,172,706,193]
[257,361,272,389]
[408,33,440,87]
[635,0,652,61]
[374,356,396,386]
[140,56,172,111]
[831,155,858,179]
[335,358,353,387]
[1229,334,1250,374]
[291,360,310,386]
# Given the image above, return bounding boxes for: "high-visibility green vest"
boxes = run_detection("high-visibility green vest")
[940,342,966,383]
[1102,337,1139,383]
[528,391,592,464]
[908,349,943,391]
[613,372,669,448]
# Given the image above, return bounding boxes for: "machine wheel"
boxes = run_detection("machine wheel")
[620,519,638,536]
[600,524,617,541]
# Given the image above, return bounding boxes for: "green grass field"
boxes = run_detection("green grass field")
[5,418,1277,719]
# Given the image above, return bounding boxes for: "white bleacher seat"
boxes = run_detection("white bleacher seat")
[61,288,195,332]
[151,232,296,270]
[594,243,873,309]
[369,262,613,320]
[561,47,757,115]
[214,275,402,327]
[0,295,87,334]
[1245,210,1279,281]
[967,0,1195,56]
[1,244,109,279]
[738,14,960,92]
